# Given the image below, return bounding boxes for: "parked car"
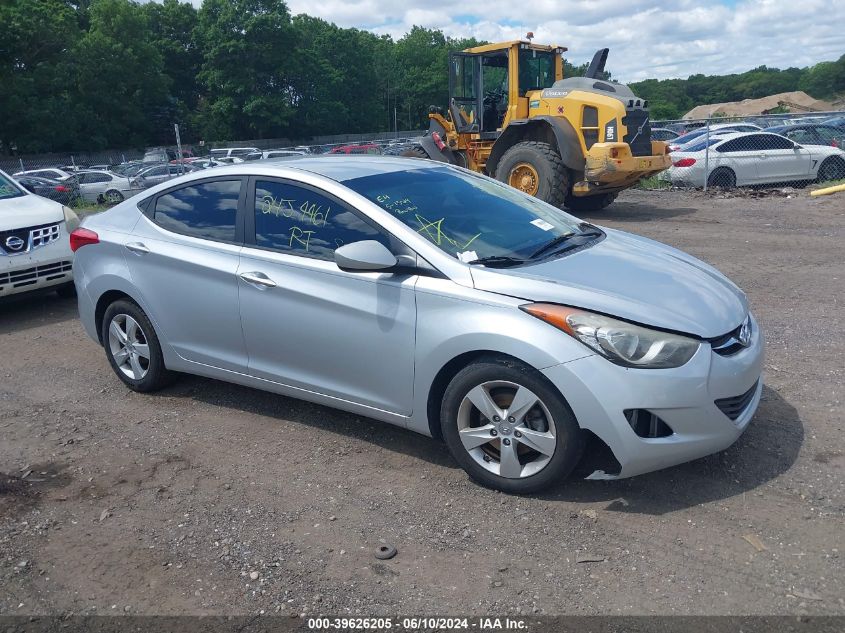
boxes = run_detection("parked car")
[14,167,75,181]
[72,157,764,493]
[262,149,306,159]
[183,158,225,169]
[75,170,141,204]
[209,147,259,160]
[214,156,245,164]
[651,128,680,141]
[666,132,845,187]
[143,147,178,163]
[328,143,383,155]
[668,123,762,151]
[14,175,80,205]
[130,164,195,189]
[765,123,844,149]
[1,168,78,298]
[823,115,845,128]
[111,161,145,177]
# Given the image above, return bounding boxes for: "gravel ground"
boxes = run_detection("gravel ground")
[0,188,843,618]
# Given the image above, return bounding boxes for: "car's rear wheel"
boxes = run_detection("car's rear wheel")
[817,157,845,183]
[101,299,174,392]
[440,358,583,494]
[707,167,736,188]
[104,189,124,203]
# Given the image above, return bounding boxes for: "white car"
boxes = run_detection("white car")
[13,167,75,181]
[665,132,845,187]
[208,147,259,160]
[75,170,141,204]
[262,149,306,159]
[668,123,762,151]
[0,169,78,298]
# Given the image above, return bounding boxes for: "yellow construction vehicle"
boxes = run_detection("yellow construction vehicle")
[405,40,672,211]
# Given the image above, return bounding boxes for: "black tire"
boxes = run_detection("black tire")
[440,357,584,494]
[564,191,619,213]
[817,157,845,183]
[101,299,175,392]
[494,141,568,208]
[400,147,429,159]
[707,167,736,188]
[55,282,76,298]
[104,189,124,204]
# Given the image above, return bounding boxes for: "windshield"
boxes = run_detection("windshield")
[344,166,589,263]
[0,172,25,200]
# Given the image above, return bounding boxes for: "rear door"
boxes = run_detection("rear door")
[237,177,418,414]
[714,136,763,184]
[124,177,249,372]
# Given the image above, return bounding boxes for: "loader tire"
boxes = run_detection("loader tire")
[495,141,568,208]
[564,192,619,213]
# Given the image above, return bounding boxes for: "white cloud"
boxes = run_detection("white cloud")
[283,0,843,81]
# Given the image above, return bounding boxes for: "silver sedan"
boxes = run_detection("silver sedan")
[71,157,764,493]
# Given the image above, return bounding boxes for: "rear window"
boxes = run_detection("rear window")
[0,172,25,199]
[154,180,241,242]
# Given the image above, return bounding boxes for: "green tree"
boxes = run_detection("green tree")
[196,0,298,141]
[0,0,81,153]
[71,0,170,149]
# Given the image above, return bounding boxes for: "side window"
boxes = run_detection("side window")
[716,138,744,153]
[90,173,110,183]
[759,134,793,150]
[154,179,241,242]
[253,180,390,261]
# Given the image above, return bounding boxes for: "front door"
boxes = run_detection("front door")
[237,178,417,415]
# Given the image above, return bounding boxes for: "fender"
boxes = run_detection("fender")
[486,116,585,177]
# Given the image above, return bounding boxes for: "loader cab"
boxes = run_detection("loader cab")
[448,41,565,138]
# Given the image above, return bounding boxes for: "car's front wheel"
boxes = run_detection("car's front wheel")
[440,358,583,494]
[101,299,174,392]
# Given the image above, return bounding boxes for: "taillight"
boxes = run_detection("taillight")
[673,158,696,167]
[432,131,446,151]
[55,185,68,192]
[70,228,99,252]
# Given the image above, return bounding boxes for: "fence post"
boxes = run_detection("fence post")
[19,158,24,172]
[703,117,711,192]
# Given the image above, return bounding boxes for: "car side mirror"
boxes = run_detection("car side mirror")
[335,240,398,272]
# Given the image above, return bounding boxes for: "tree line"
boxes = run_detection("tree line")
[2,0,843,155]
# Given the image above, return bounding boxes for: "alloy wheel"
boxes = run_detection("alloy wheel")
[108,314,151,380]
[456,380,557,479]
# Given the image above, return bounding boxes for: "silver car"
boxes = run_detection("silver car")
[71,157,764,493]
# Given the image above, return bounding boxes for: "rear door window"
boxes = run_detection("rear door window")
[153,179,242,242]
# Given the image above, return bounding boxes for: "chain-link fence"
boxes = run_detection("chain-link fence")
[0,131,427,210]
[642,110,845,192]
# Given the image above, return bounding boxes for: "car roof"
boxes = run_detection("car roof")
[260,155,442,182]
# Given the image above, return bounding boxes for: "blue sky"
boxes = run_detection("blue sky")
[280,0,843,81]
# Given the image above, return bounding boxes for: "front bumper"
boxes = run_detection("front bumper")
[543,314,765,479]
[0,228,73,297]
[573,141,672,196]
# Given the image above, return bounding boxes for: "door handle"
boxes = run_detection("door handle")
[238,271,277,288]
[125,242,150,255]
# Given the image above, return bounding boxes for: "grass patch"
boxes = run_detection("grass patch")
[636,176,674,190]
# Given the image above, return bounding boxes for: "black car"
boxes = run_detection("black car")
[15,175,80,205]
[766,123,844,149]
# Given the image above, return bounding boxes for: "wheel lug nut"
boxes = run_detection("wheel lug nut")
[493,416,500,422]
[502,438,511,446]
[490,429,498,437]
[508,416,515,423]
[514,431,522,438]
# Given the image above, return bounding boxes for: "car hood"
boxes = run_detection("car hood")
[470,228,747,338]
[0,194,65,232]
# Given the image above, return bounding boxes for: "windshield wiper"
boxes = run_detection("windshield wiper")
[529,226,603,260]
[466,255,526,268]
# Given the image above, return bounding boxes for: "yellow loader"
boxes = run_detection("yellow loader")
[405,40,672,211]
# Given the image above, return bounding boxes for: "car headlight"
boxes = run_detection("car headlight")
[521,303,700,369]
[63,206,80,232]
